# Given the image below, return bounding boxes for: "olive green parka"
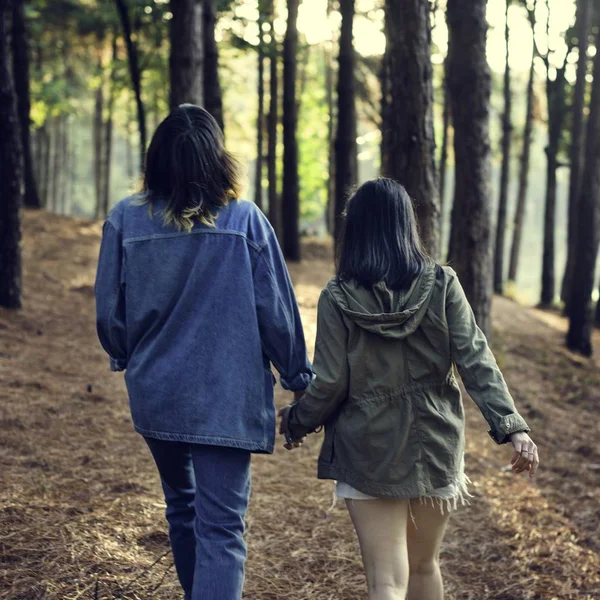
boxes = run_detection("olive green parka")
[287,263,530,498]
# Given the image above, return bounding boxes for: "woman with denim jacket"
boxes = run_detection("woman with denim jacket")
[95,105,313,600]
[280,178,539,600]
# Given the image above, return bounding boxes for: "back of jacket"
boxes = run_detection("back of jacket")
[289,263,529,497]
[95,196,312,453]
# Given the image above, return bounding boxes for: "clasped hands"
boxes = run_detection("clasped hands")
[278,390,305,451]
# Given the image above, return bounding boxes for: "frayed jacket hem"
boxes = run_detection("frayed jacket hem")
[134,425,274,454]
[317,462,461,499]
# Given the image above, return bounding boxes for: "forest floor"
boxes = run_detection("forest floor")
[1,211,600,600]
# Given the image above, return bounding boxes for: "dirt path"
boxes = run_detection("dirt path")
[1,212,599,600]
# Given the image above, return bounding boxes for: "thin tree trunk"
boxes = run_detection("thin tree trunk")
[254,9,265,211]
[59,115,69,214]
[446,0,493,337]
[42,119,52,208]
[101,35,117,218]
[169,0,203,109]
[11,0,39,209]
[566,43,600,356]
[115,0,147,172]
[37,123,49,208]
[52,115,64,214]
[381,0,439,258]
[438,57,450,227]
[562,0,593,311]
[126,94,134,181]
[493,0,512,295]
[334,0,357,248]
[66,118,75,215]
[325,0,335,235]
[0,0,23,309]
[508,22,536,282]
[282,0,300,261]
[540,4,570,307]
[93,58,105,219]
[203,0,224,132]
[267,7,281,238]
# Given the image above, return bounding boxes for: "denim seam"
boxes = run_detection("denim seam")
[122,228,262,251]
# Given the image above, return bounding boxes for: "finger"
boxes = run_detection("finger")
[511,442,523,465]
[284,443,293,451]
[513,451,530,473]
[530,451,539,478]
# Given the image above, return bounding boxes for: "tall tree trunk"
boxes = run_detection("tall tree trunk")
[42,119,52,208]
[202,0,224,133]
[566,44,600,356]
[59,115,69,214]
[254,9,266,211]
[37,123,49,208]
[169,0,203,109]
[93,59,105,219]
[11,0,39,209]
[282,0,300,261]
[334,0,357,248]
[540,5,570,307]
[508,28,536,282]
[446,0,493,337]
[325,0,335,235]
[126,94,134,181]
[65,118,75,215]
[267,8,281,238]
[562,0,593,311]
[493,0,512,295]
[115,0,147,172]
[0,0,23,309]
[52,115,64,214]
[438,57,450,227]
[381,0,439,258]
[101,36,117,218]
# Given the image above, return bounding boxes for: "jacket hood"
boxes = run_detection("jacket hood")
[327,262,437,340]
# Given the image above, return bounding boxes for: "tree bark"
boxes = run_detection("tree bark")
[566,44,600,356]
[508,6,536,283]
[11,0,39,209]
[381,0,439,258]
[493,0,512,295]
[540,4,570,307]
[254,8,266,211]
[169,0,203,110]
[93,57,105,219]
[0,0,23,309]
[446,0,493,337]
[101,35,117,218]
[333,0,358,248]
[561,0,592,311]
[267,8,281,239]
[115,0,147,172]
[282,0,300,261]
[325,0,335,236]
[52,115,64,214]
[59,115,69,214]
[42,119,51,208]
[203,0,224,133]
[438,57,450,227]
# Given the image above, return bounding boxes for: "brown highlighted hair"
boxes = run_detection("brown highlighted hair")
[141,104,244,231]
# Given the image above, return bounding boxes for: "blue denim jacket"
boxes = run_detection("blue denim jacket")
[95,196,313,453]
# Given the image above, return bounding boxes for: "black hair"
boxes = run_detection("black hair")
[141,104,244,230]
[337,178,428,290]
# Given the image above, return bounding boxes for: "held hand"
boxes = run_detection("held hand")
[509,431,539,478]
[278,405,304,451]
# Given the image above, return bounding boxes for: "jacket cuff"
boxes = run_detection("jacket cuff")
[279,370,314,392]
[110,357,127,372]
[488,413,530,445]
[287,404,315,441]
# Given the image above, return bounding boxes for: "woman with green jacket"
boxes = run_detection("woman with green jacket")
[280,178,539,600]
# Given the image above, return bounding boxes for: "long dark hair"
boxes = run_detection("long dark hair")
[337,178,428,290]
[141,104,244,231]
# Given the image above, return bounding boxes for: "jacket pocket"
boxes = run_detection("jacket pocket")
[334,393,420,484]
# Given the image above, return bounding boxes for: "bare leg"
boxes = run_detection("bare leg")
[346,499,410,600]
[406,500,450,600]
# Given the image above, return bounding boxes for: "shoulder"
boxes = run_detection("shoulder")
[218,199,273,249]
[105,194,143,231]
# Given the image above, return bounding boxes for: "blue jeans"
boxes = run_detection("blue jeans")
[144,438,251,600]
